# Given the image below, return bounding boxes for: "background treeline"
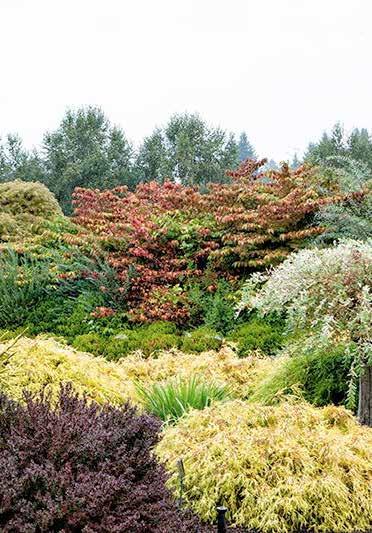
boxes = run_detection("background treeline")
[2,106,372,213]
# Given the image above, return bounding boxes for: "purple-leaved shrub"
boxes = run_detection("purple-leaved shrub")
[0,385,201,532]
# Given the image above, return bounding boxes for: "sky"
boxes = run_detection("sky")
[0,0,371,162]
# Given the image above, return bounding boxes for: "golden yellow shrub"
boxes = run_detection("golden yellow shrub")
[0,336,134,405]
[0,180,62,217]
[119,345,276,400]
[157,400,372,533]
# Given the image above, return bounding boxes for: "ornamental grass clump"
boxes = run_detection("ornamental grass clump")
[136,376,232,422]
[157,400,372,533]
[0,386,202,532]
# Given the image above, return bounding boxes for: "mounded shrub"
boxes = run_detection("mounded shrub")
[157,400,372,533]
[0,386,202,532]
[0,180,62,217]
[0,337,134,405]
[181,327,223,353]
[119,346,275,400]
[229,319,284,357]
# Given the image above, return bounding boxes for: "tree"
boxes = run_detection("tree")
[306,123,372,171]
[135,113,239,186]
[238,132,256,161]
[0,134,45,183]
[43,106,135,213]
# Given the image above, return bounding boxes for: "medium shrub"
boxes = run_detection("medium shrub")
[0,180,62,217]
[136,376,231,423]
[157,400,372,533]
[0,250,51,327]
[0,386,202,532]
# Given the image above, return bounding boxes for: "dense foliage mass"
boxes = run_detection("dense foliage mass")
[157,400,372,533]
[72,158,354,323]
[0,386,202,532]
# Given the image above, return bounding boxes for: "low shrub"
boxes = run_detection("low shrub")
[181,327,223,353]
[229,319,284,357]
[119,346,275,400]
[157,400,372,533]
[0,336,134,405]
[136,376,232,423]
[250,340,355,407]
[0,386,202,532]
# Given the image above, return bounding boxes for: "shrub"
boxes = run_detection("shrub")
[181,327,223,353]
[250,339,355,407]
[0,386,202,532]
[157,400,372,533]
[229,319,284,357]
[0,336,134,405]
[136,376,232,423]
[0,250,51,327]
[241,240,371,341]
[0,180,62,217]
[119,346,275,400]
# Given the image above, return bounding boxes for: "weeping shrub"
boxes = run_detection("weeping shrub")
[157,400,372,533]
[136,376,232,423]
[0,386,202,532]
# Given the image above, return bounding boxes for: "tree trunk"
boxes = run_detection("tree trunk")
[358,365,372,427]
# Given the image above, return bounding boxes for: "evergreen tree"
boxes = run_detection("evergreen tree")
[238,132,257,161]
[306,123,372,171]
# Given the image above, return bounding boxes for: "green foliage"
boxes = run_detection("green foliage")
[181,326,222,353]
[43,106,135,213]
[0,134,45,184]
[136,376,232,423]
[229,318,284,357]
[0,250,51,327]
[238,132,256,161]
[306,123,372,172]
[136,112,239,186]
[251,340,355,408]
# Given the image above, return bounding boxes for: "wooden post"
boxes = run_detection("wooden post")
[358,365,372,427]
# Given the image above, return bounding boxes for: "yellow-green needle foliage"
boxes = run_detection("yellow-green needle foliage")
[119,346,276,400]
[157,400,372,533]
[0,336,135,405]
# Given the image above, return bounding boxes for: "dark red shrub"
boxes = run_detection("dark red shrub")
[0,386,202,532]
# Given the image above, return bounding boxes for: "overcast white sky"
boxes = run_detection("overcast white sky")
[0,0,371,161]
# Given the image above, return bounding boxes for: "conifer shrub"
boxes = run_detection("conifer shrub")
[119,346,275,400]
[0,386,202,532]
[0,180,62,217]
[0,337,134,405]
[157,400,372,533]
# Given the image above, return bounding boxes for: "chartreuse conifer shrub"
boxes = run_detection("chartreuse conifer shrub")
[0,336,135,405]
[0,386,202,532]
[157,400,372,533]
